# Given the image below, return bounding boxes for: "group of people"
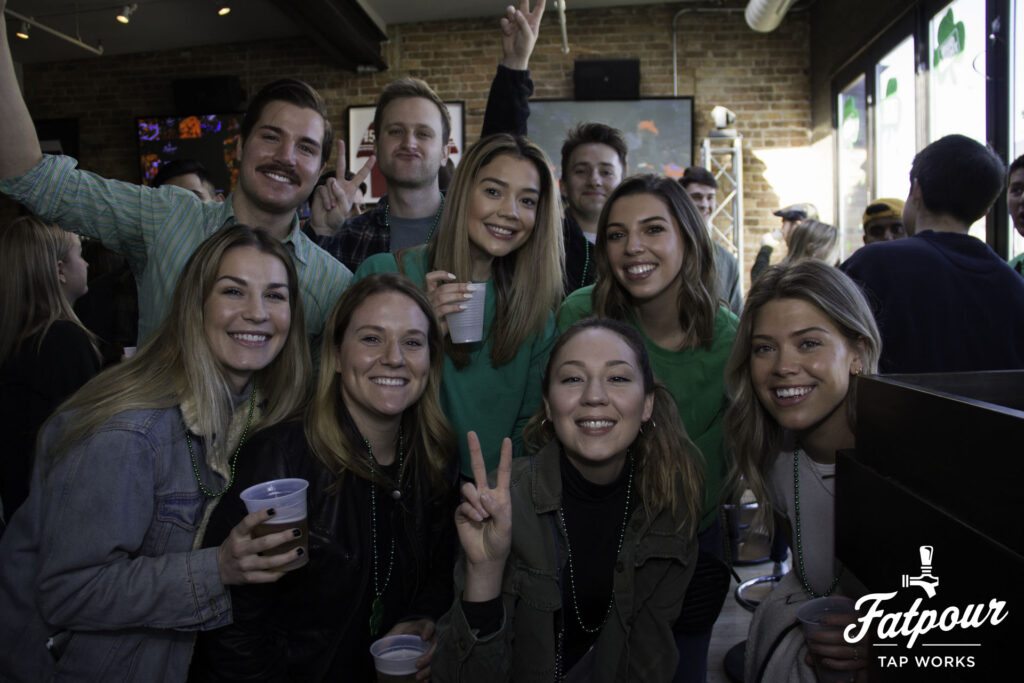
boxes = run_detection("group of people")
[3,1,1024,682]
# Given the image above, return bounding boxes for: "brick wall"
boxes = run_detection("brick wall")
[19,2,811,281]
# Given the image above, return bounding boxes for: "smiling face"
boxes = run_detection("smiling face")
[376,96,449,190]
[204,246,291,394]
[686,182,717,222]
[237,100,325,216]
[750,297,864,445]
[466,153,540,279]
[605,193,685,307]
[337,291,431,433]
[561,142,623,223]
[545,327,654,484]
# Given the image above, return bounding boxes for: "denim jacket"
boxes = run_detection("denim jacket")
[0,406,233,682]
[433,440,698,683]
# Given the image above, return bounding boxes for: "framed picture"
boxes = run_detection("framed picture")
[347,102,465,203]
[136,113,244,195]
[526,98,695,179]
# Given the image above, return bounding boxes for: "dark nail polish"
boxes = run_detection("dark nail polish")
[296,547,305,556]
[267,508,276,516]
[292,529,301,537]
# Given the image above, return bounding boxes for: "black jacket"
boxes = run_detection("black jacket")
[189,419,458,682]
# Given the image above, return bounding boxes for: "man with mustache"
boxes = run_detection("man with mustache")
[0,9,352,343]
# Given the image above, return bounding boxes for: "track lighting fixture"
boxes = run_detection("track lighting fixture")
[116,4,137,24]
[15,21,30,39]
[218,5,231,16]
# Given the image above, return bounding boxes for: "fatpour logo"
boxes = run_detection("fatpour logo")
[842,545,1009,672]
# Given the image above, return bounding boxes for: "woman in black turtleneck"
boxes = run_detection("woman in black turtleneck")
[433,317,706,682]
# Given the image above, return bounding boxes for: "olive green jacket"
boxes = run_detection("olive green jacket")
[433,441,698,682]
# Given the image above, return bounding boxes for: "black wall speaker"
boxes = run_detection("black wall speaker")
[573,59,640,100]
[172,76,245,114]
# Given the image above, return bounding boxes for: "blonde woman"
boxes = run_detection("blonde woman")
[0,216,99,521]
[725,261,880,682]
[356,133,564,474]
[434,318,704,682]
[0,225,311,682]
[191,273,458,681]
[783,218,840,266]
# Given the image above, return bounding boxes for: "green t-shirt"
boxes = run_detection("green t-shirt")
[557,285,739,530]
[355,247,556,475]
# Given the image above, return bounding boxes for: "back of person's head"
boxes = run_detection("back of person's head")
[592,174,718,349]
[241,78,333,165]
[679,166,717,190]
[784,218,839,265]
[0,216,88,361]
[909,134,1006,224]
[522,317,703,534]
[559,122,628,178]
[373,77,452,151]
[48,225,311,464]
[152,159,211,188]
[724,260,880,521]
[306,272,454,495]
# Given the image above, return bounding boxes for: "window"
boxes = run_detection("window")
[837,76,868,257]
[874,36,917,201]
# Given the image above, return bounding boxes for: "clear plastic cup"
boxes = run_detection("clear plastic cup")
[447,283,486,344]
[797,596,860,682]
[369,634,429,682]
[239,478,309,571]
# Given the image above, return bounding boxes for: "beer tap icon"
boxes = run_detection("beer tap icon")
[901,545,939,598]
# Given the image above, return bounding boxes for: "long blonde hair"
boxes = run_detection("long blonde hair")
[428,133,564,368]
[47,225,311,463]
[783,218,839,266]
[523,317,704,535]
[305,273,455,496]
[0,216,98,363]
[724,261,880,529]
[591,175,719,350]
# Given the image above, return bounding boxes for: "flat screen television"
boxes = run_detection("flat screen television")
[136,113,243,196]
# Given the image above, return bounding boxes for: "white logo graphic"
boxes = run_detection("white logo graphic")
[845,544,1008,649]
[900,545,939,598]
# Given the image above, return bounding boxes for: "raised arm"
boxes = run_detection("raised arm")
[0,5,44,178]
[481,0,545,138]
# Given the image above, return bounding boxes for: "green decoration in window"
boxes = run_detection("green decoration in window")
[933,8,966,67]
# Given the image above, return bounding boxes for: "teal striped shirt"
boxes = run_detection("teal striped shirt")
[0,155,351,343]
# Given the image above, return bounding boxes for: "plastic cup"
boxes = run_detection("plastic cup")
[239,478,309,571]
[369,634,429,682]
[797,596,859,682]
[446,282,486,344]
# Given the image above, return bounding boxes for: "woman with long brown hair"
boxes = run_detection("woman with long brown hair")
[434,318,704,682]
[355,133,564,477]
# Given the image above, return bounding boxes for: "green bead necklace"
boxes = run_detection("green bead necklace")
[186,381,257,498]
[793,445,843,598]
[364,428,405,636]
[558,454,633,634]
[383,193,445,244]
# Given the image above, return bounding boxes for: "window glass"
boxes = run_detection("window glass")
[928,0,987,239]
[874,36,917,201]
[838,75,868,257]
